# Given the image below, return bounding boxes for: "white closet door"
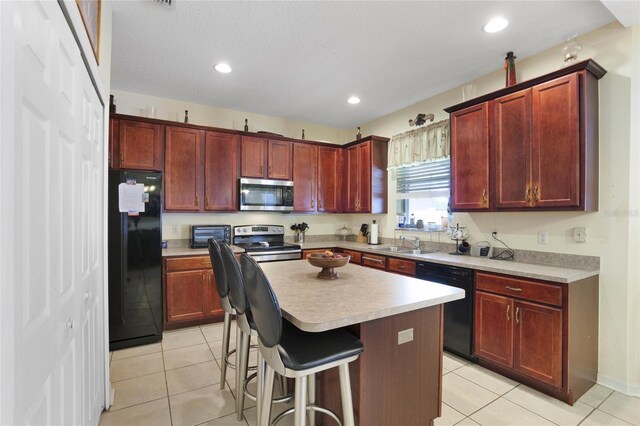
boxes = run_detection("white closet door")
[0,1,105,425]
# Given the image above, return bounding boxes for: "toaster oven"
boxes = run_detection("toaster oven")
[190,225,231,248]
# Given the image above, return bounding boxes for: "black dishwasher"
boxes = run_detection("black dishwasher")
[416,262,477,362]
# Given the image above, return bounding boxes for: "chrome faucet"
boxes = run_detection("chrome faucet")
[400,235,421,252]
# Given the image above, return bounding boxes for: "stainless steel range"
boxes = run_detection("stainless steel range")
[233,225,302,263]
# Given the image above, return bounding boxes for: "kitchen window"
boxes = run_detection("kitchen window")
[396,158,450,228]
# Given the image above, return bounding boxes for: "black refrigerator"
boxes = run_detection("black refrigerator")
[108,170,163,351]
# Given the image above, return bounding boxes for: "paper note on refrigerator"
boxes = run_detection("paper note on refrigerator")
[118,183,146,213]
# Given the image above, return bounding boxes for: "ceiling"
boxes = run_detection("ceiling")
[110,1,615,129]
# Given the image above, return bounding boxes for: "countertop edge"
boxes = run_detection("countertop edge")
[282,290,465,332]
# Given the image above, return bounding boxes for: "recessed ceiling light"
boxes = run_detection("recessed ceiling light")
[215,63,232,73]
[347,96,360,104]
[484,17,509,33]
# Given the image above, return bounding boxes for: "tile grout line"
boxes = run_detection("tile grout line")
[449,369,517,398]
[160,342,176,426]
[591,391,637,426]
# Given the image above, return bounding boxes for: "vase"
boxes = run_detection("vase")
[296,231,305,243]
[505,51,517,87]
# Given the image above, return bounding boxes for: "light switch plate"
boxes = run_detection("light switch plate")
[398,328,414,345]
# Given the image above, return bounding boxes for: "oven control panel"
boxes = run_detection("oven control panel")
[234,225,285,236]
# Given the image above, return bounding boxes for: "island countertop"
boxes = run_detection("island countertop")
[259,260,464,332]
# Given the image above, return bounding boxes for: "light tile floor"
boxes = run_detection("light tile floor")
[100,323,639,426]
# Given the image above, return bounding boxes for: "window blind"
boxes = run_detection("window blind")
[396,158,450,197]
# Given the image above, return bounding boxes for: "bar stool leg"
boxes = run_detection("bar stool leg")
[236,332,250,420]
[219,312,232,389]
[294,376,308,426]
[259,364,276,426]
[307,373,316,426]
[256,351,264,425]
[338,364,355,426]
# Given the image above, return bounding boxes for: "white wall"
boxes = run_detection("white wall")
[112,90,353,144]
[360,22,639,395]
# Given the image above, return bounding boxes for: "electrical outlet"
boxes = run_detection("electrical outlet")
[397,328,414,345]
[172,225,179,236]
[538,231,548,245]
[573,227,587,243]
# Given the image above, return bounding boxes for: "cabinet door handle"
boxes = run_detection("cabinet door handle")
[534,185,539,203]
[311,199,314,208]
[398,265,406,270]
[260,165,264,175]
[205,196,209,207]
[505,286,522,292]
[269,166,272,175]
[482,189,487,204]
[525,186,531,202]
[506,305,510,321]
[515,306,520,323]
[362,256,384,264]
[195,194,199,206]
[120,153,124,165]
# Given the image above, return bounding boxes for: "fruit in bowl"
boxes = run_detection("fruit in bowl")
[307,252,351,280]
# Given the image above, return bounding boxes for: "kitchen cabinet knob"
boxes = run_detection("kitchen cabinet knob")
[525,186,531,202]
[205,196,209,207]
[120,154,124,165]
[515,306,520,323]
[533,185,539,203]
[506,305,510,321]
[311,199,314,208]
[482,189,487,204]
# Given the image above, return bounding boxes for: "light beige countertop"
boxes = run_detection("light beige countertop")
[162,240,598,283]
[298,241,598,284]
[259,260,465,332]
[162,245,244,257]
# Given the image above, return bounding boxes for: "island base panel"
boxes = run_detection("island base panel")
[316,305,443,425]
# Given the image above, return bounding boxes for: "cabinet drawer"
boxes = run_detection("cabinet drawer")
[341,249,362,264]
[165,256,211,272]
[387,257,416,276]
[476,272,562,307]
[361,253,386,269]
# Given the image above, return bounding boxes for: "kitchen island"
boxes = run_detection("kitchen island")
[259,260,465,425]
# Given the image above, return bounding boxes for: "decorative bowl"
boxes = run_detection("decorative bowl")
[306,253,351,280]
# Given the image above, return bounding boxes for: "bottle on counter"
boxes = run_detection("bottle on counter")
[244,118,249,132]
[409,213,416,227]
[184,110,189,123]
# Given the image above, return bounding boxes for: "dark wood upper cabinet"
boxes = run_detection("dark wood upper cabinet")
[317,146,341,213]
[532,74,580,208]
[117,120,164,171]
[109,118,119,169]
[240,136,266,178]
[446,59,605,212]
[268,140,292,180]
[343,138,387,213]
[450,102,490,211]
[240,137,292,180]
[293,144,317,212]
[494,90,532,209]
[204,132,239,211]
[164,126,203,211]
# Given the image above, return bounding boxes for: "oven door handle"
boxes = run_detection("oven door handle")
[247,249,302,256]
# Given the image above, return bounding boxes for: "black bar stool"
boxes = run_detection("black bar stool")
[240,254,364,426]
[207,239,236,389]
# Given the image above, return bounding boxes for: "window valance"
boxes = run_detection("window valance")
[387,119,450,169]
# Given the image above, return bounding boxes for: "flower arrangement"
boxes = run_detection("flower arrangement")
[290,222,309,233]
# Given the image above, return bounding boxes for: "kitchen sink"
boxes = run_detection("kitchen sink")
[377,247,422,255]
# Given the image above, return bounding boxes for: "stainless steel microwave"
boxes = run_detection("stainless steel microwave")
[239,178,294,211]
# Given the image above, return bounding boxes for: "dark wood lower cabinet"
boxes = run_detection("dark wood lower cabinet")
[163,256,224,330]
[474,271,598,405]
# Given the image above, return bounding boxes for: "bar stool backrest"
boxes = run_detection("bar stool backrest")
[240,254,282,348]
[220,243,250,315]
[207,239,229,299]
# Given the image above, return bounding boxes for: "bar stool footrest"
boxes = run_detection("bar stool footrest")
[271,404,341,426]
